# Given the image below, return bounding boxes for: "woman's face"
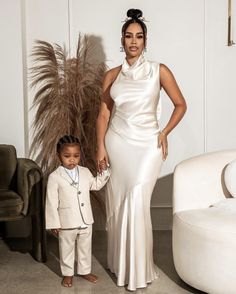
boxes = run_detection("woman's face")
[122,22,145,59]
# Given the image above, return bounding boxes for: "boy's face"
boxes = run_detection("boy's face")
[58,144,80,169]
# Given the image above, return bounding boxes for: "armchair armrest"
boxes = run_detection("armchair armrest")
[17,158,43,215]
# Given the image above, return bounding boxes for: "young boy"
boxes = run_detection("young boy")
[45,135,109,287]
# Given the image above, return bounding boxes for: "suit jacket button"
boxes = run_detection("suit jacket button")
[81,203,84,206]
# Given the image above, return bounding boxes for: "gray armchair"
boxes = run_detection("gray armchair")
[0,144,46,262]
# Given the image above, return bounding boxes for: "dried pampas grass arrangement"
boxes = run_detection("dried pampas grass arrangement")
[29,36,106,177]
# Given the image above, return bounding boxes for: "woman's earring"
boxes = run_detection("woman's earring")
[120,46,124,52]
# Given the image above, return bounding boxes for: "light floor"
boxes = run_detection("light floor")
[0,231,205,294]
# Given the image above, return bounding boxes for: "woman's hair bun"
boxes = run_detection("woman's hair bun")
[127,9,143,19]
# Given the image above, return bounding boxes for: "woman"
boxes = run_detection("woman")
[96,9,187,291]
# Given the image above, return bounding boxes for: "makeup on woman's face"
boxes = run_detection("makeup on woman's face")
[123,23,145,59]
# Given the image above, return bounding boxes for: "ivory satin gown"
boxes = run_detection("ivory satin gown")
[105,55,163,291]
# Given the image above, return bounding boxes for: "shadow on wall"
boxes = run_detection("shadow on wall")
[81,34,107,66]
[152,173,174,205]
[151,173,174,230]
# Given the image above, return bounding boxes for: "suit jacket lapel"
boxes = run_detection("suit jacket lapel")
[57,166,78,189]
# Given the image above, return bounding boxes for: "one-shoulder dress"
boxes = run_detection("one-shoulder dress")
[105,55,163,291]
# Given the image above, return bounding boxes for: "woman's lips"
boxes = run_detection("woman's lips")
[129,46,138,51]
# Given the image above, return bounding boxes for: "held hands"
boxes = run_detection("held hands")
[51,229,60,236]
[158,131,168,160]
[96,146,110,174]
[99,159,108,171]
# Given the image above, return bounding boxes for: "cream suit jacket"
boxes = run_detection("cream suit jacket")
[45,165,110,229]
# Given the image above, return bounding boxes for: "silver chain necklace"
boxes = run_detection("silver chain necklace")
[63,166,81,195]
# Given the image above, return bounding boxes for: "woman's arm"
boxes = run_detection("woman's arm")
[158,64,187,160]
[96,67,120,172]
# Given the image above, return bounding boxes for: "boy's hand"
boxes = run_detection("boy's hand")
[51,229,60,236]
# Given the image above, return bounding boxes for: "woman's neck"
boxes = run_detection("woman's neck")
[125,55,141,66]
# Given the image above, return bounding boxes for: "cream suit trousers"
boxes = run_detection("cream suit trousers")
[58,225,92,276]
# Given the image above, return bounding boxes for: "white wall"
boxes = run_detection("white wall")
[25,0,70,151]
[205,0,236,151]
[0,0,235,168]
[0,0,25,156]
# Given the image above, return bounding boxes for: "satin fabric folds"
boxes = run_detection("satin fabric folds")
[105,55,163,291]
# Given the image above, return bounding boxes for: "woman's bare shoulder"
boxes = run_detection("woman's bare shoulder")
[159,63,176,82]
[104,65,122,83]
[160,63,172,74]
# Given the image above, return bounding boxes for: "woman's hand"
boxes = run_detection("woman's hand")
[96,145,109,174]
[51,229,60,236]
[99,159,108,171]
[158,131,168,160]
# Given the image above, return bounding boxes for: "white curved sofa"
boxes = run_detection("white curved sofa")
[172,150,236,294]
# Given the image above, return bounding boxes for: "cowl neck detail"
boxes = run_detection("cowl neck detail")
[121,55,151,80]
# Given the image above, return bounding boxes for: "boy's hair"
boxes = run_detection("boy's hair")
[56,135,80,153]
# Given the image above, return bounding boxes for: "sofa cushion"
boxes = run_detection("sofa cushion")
[0,189,23,218]
[224,159,236,197]
[175,206,236,234]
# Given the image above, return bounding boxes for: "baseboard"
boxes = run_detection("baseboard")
[151,205,173,230]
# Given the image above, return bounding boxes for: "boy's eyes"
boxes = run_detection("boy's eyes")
[63,154,80,158]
